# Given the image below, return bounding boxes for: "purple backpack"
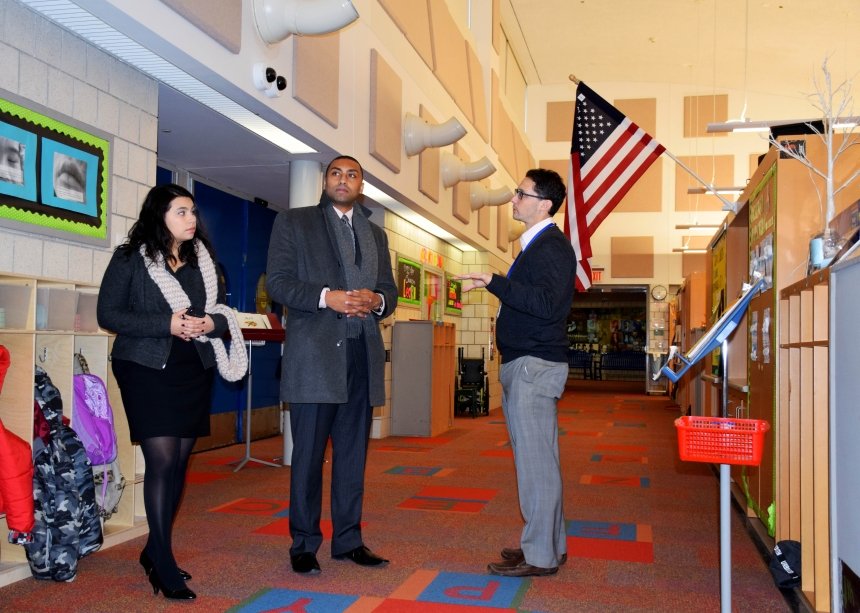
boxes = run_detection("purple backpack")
[71,355,117,466]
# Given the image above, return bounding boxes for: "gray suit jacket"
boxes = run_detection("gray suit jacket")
[266,199,397,405]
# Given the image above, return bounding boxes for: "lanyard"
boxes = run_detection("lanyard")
[506,223,555,278]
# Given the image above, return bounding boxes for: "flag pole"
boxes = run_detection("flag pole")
[661,150,738,212]
[568,74,738,212]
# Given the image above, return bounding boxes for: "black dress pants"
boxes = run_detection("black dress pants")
[288,336,372,556]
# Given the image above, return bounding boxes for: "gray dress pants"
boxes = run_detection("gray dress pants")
[500,355,568,568]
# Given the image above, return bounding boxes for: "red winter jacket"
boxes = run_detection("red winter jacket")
[0,417,34,534]
[0,346,34,535]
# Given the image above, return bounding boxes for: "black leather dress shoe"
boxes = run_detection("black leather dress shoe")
[500,546,567,566]
[290,552,321,575]
[332,545,389,567]
[487,560,558,577]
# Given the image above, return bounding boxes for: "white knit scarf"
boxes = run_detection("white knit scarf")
[140,241,247,382]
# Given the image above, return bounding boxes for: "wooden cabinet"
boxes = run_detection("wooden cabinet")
[0,274,147,587]
[779,269,831,611]
[390,321,455,437]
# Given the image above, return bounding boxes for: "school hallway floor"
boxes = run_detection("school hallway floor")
[0,378,806,612]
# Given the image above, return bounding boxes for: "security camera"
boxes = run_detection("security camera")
[252,63,277,90]
[276,75,287,91]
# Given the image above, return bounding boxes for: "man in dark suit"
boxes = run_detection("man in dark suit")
[458,168,575,578]
[266,155,398,575]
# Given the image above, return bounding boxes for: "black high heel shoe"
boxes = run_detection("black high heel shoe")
[139,551,192,581]
[148,569,196,600]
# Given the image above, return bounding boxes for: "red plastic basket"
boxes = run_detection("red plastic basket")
[674,416,770,466]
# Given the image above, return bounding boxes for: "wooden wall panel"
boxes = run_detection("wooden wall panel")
[418,106,441,203]
[546,101,574,143]
[491,0,501,53]
[379,0,434,70]
[160,0,241,53]
[428,0,473,123]
[452,176,471,224]
[369,50,402,174]
[618,158,663,212]
[513,128,534,181]
[478,205,491,239]
[293,33,340,128]
[466,43,489,142]
[614,97,662,212]
[496,207,509,252]
[611,236,654,278]
[674,155,734,211]
[491,73,517,180]
[683,94,728,138]
[619,98,657,134]
[539,159,569,185]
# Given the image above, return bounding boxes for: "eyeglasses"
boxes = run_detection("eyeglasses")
[513,188,543,200]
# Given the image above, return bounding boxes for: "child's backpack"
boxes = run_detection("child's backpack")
[71,353,124,519]
[71,353,117,466]
[26,366,102,582]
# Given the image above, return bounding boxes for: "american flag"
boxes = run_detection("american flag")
[564,82,665,291]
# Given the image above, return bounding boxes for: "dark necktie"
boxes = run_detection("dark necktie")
[340,214,357,263]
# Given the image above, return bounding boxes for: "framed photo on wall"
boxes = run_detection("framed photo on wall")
[396,255,421,308]
[0,91,110,245]
[444,274,462,316]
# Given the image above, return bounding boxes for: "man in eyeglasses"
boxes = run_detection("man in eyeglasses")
[457,168,575,577]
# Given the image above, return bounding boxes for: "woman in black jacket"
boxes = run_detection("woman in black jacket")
[97,183,241,600]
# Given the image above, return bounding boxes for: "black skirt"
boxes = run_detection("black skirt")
[112,338,214,442]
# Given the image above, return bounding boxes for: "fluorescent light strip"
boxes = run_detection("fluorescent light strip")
[672,248,708,253]
[19,0,316,154]
[707,116,860,134]
[362,181,475,252]
[686,186,745,196]
[675,223,722,230]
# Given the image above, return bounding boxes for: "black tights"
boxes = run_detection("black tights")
[140,436,196,589]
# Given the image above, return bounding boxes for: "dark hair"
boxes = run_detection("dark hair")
[526,168,567,216]
[325,155,363,178]
[124,183,215,267]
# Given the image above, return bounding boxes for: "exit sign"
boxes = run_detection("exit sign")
[592,267,604,282]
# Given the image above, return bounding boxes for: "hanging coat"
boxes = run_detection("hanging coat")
[24,366,102,582]
[0,417,34,537]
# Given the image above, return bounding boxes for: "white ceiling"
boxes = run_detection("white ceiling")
[505,0,860,92]
[157,0,860,212]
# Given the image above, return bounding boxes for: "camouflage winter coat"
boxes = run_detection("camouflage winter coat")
[24,366,102,582]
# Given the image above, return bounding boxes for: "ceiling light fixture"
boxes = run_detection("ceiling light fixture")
[674,222,723,230]
[20,0,317,154]
[686,186,745,195]
[361,180,475,252]
[707,117,860,134]
[672,248,708,253]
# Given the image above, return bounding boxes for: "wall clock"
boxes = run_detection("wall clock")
[651,285,667,301]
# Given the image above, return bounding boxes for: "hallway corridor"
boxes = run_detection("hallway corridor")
[0,380,795,612]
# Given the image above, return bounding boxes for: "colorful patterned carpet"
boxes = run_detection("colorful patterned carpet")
[0,380,794,612]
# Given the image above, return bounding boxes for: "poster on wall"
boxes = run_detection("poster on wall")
[396,255,421,308]
[0,93,110,244]
[445,275,462,315]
